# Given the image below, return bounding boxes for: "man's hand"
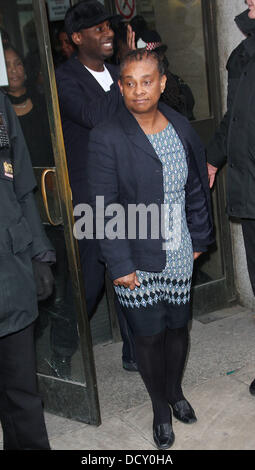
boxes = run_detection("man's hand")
[207,162,218,188]
[113,271,140,290]
[32,260,55,301]
[127,24,136,51]
[193,252,203,260]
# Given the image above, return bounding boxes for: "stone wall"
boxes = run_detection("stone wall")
[215,0,255,309]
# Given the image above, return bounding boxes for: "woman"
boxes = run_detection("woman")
[54,28,76,67]
[3,45,54,167]
[86,50,214,449]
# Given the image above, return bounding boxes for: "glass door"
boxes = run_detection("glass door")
[1,0,101,424]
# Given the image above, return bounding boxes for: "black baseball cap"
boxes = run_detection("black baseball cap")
[65,0,112,37]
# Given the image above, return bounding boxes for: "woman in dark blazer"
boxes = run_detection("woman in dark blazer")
[86,50,214,449]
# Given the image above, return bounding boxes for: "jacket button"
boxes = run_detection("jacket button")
[233,117,237,122]
[230,163,234,168]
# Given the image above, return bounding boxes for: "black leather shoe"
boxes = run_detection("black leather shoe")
[249,378,255,396]
[153,422,175,450]
[122,360,138,372]
[170,399,197,424]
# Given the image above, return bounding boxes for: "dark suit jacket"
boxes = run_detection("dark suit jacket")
[86,102,215,281]
[55,56,121,204]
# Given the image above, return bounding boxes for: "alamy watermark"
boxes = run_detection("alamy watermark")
[73,196,182,251]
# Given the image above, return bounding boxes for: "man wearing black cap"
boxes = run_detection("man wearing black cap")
[55,0,137,372]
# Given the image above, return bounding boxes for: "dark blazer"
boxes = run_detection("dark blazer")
[55,56,122,204]
[86,102,215,281]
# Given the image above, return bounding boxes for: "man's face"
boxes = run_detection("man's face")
[72,20,114,60]
[246,0,255,19]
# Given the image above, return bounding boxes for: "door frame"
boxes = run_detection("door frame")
[191,0,236,315]
[32,0,101,425]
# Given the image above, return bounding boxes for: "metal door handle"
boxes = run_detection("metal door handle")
[41,168,62,226]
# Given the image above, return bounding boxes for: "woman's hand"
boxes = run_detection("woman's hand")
[193,252,203,260]
[113,271,140,290]
[127,24,136,51]
[207,163,218,188]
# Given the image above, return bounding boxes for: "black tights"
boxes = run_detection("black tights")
[134,326,189,425]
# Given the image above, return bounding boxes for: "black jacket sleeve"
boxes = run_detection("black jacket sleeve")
[5,95,54,259]
[206,60,238,168]
[55,70,122,130]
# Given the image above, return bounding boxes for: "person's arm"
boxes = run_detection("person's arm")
[6,97,55,299]
[206,73,237,185]
[86,127,136,281]
[56,71,122,129]
[206,110,230,169]
[19,190,55,301]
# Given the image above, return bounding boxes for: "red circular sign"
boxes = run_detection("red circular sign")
[115,0,135,20]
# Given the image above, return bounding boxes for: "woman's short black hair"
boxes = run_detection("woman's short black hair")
[119,49,165,79]
[3,43,24,64]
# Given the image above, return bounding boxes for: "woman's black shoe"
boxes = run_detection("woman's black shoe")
[153,422,175,450]
[170,399,197,424]
[249,378,255,396]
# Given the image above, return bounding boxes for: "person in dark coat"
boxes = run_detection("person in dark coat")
[3,44,54,167]
[207,3,255,396]
[55,0,137,371]
[136,30,195,120]
[86,50,214,449]
[0,90,54,449]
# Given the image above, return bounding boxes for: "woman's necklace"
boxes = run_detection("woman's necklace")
[13,99,28,109]
[7,91,29,108]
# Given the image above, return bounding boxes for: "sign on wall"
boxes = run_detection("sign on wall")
[115,0,136,20]
[47,0,70,22]
[0,34,8,87]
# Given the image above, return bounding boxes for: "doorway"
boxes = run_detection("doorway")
[0,0,236,424]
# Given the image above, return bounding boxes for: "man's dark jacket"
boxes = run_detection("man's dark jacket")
[86,102,214,281]
[207,9,255,219]
[0,92,53,337]
[55,56,121,204]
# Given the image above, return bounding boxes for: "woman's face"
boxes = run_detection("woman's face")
[4,48,26,93]
[247,0,255,19]
[118,57,166,116]
[59,31,75,59]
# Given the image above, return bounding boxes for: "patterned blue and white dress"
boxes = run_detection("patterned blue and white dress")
[114,122,194,336]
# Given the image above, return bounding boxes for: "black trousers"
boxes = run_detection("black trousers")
[0,322,50,450]
[78,237,136,363]
[241,218,255,296]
